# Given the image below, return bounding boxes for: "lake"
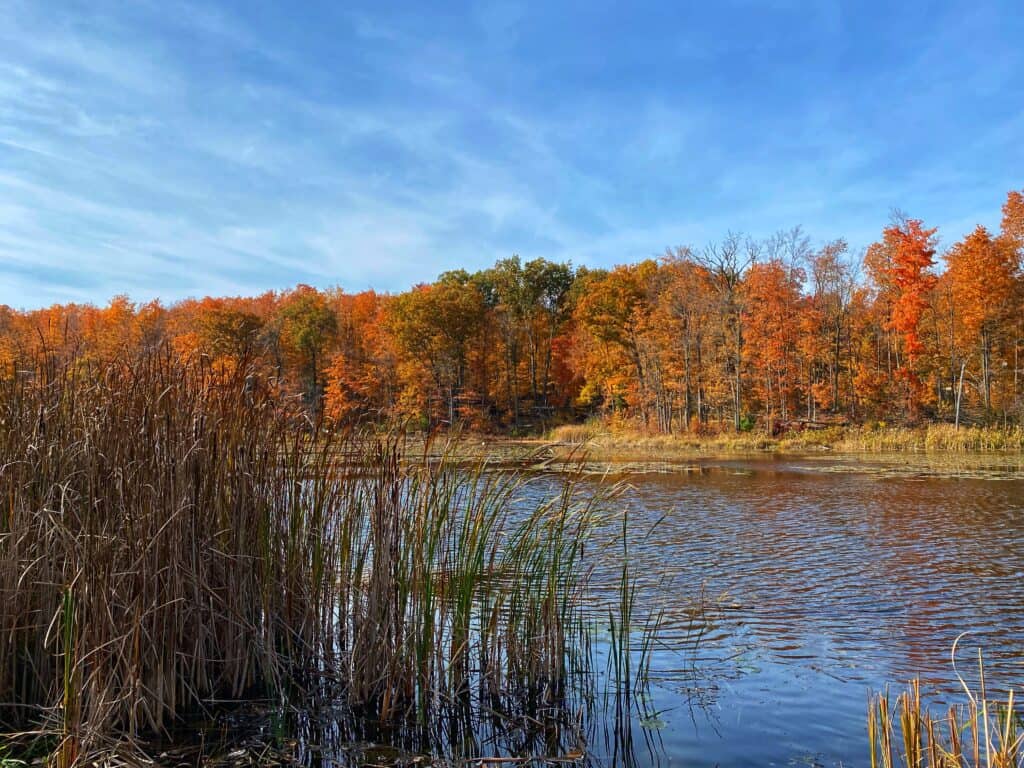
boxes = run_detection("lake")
[516,453,1024,767]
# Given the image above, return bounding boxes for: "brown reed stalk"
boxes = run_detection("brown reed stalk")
[0,349,611,764]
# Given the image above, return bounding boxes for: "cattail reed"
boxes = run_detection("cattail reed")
[868,651,1022,768]
[0,350,622,764]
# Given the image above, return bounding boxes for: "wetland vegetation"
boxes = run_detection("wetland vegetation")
[0,353,679,765]
[2,350,1022,766]
[546,422,1024,458]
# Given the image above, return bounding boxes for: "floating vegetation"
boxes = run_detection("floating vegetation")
[791,454,1024,481]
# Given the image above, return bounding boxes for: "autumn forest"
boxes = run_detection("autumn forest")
[4,189,1023,435]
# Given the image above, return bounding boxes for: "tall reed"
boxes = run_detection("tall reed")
[868,646,1022,768]
[0,350,614,764]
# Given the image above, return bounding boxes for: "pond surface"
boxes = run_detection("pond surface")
[519,453,1024,768]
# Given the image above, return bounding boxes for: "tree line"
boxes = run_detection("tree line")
[2,189,1021,434]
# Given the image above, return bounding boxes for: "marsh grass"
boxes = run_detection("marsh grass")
[839,424,1024,453]
[548,422,1024,457]
[547,426,778,455]
[0,352,349,762]
[548,423,603,446]
[595,509,669,768]
[0,351,663,765]
[869,646,1022,768]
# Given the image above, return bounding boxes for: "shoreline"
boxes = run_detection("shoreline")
[438,423,1024,462]
[547,422,1024,456]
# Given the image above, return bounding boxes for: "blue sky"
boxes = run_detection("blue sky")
[1,0,1021,308]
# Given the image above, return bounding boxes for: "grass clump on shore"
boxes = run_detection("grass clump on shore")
[0,351,636,765]
[838,423,1024,453]
[547,422,1024,456]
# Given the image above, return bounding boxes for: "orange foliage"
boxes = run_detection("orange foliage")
[743,260,804,420]
[865,218,938,416]
[1,190,1022,431]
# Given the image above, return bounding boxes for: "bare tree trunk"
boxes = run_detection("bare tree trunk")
[733,319,742,431]
[681,318,693,431]
[954,361,966,430]
[981,331,992,415]
[832,324,842,410]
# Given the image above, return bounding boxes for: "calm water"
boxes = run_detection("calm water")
[519,454,1024,768]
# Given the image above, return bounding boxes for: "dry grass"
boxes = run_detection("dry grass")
[838,424,1024,453]
[548,424,778,454]
[0,351,622,765]
[547,422,603,445]
[547,422,1024,457]
[2,351,317,762]
[869,647,1022,768]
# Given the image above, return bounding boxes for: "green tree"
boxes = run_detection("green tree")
[275,285,338,410]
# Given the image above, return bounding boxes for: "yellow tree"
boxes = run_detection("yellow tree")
[572,261,657,427]
[386,280,486,427]
[695,234,756,431]
[808,240,856,413]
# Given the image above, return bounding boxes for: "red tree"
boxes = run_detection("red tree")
[865,218,938,416]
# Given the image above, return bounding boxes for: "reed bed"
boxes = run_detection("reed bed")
[869,648,1022,768]
[548,422,1024,456]
[0,352,642,765]
[548,423,603,446]
[547,425,777,454]
[842,424,1024,453]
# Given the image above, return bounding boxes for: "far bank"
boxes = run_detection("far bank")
[534,422,1024,460]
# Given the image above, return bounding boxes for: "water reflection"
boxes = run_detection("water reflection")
[184,455,1022,767]
[516,455,1024,767]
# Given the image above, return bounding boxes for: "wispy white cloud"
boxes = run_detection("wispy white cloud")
[0,0,1020,308]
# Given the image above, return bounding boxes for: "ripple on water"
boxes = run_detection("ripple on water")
[517,457,1024,767]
